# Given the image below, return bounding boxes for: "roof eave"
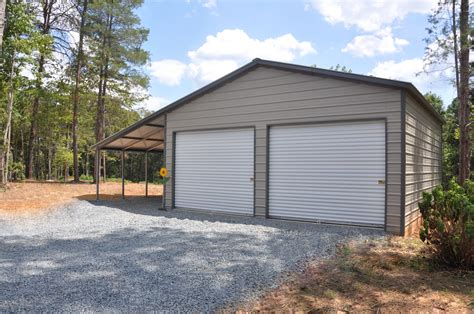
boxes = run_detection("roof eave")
[254,59,444,124]
[92,59,261,150]
[92,58,444,151]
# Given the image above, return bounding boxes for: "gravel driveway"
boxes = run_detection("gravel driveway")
[0,198,384,311]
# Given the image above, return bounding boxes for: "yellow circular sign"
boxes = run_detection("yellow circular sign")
[160,167,168,177]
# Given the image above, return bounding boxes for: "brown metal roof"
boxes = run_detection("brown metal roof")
[93,58,443,151]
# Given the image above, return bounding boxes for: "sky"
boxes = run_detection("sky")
[135,0,456,112]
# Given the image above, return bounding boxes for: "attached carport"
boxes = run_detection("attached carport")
[91,114,166,200]
[92,58,443,235]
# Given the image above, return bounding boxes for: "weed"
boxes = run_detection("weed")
[322,289,338,299]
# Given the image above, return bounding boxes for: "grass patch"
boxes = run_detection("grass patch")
[241,236,474,312]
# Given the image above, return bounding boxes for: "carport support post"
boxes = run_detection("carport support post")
[121,150,125,199]
[95,148,100,200]
[145,151,148,197]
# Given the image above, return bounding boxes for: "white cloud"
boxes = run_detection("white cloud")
[143,96,170,112]
[306,0,437,32]
[342,28,409,57]
[368,58,454,91]
[134,95,170,112]
[147,59,187,86]
[148,29,316,85]
[186,29,315,82]
[188,29,315,62]
[187,59,239,83]
[130,87,170,113]
[200,0,216,9]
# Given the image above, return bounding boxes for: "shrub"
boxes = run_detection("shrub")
[80,174,93,181]
[10,162,25,181]
[418,179,474,269]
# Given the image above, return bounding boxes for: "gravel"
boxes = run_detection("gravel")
[0,198,384,312]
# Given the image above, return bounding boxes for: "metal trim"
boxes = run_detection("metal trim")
[163,113,167,208]
[252,126,256,216]
[121,150,125,199]
[384,118,388,231]
[95,148,100,200]
[171,125,258,133]
[266,117,388,128]
[268,215,385,229]
[145,151,148,198]
[92,59,443,151]
[122,136,163,142]
[439,123,444,187]
[265,125,270,218]
[173,206,255,218]
[400,89,407,236]
[99,148,162,153]
[171,130,176,209]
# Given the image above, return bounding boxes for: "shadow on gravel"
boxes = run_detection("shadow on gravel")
[84,197,380,234]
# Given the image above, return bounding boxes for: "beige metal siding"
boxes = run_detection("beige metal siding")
[164,66,403,234]
[404,95,442,231]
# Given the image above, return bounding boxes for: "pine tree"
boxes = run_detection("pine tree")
[87,0,149,182]
[424,0,471,183]
[71,0,89,182]
[0,1,47,184]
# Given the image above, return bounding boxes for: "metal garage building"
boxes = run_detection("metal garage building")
[93,58,443,236]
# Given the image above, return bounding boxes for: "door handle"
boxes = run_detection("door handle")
[378,180,385,184]
[250,177,254,182]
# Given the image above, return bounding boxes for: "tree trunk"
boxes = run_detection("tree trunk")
[20,128,23,162]
[27,79,41,180]
[452,0,460,100]
[0,0,6,49]
[47,145,52,180]
[2,51,15,184]
[458,0,471,183]
[0,150,3,185]
[27,1,54,180]
[94,12,112,185]
[85,149,89,177]
[72,0,88,183]
[102,152,106,182]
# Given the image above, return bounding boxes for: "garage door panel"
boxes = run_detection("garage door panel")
[269,121,385,226]
[175,128,254,214]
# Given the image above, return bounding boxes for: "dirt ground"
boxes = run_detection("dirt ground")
[0,181,162,216]
[244,237,474,313]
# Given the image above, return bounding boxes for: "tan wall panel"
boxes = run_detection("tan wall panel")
[404,95,442,233]
[164,66,403,232]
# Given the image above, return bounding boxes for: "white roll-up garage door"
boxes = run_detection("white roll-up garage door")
[269,121,385,226]
[174,128,254,214]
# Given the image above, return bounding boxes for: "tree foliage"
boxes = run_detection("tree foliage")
[0,0,156,184]
[419,179,474,269]
[424,0,472,183]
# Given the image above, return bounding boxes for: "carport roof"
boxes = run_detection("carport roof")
[93,58,444,151]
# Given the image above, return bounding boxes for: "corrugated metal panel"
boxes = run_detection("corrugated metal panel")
[175,128,254,214]
[269,121,386,226]
[165,66,403,233]
[404,95,442,231]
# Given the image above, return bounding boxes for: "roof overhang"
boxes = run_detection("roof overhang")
[92,114,165,152]
[93,58,444,151]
